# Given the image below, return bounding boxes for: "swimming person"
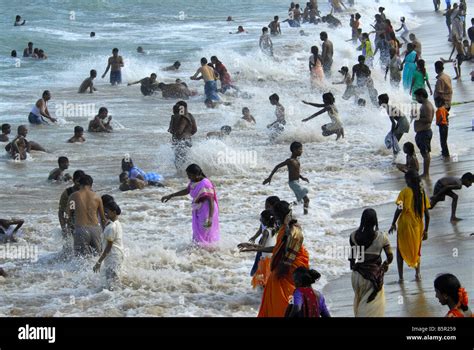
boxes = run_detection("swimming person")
[121,157,164,186]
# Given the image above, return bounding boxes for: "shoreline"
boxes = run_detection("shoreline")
[322,3,474,316]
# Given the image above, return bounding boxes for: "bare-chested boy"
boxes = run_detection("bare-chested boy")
[102,48,124,85]
[78,70,97,93]
[430,172,474,222]
[67,174,106,256]
[263,141,310,214]
[68,126,85,143]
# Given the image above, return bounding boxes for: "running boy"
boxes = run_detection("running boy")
[263,141,310,214]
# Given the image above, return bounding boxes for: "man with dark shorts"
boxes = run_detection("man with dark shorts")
[102,48,124,85]
[413,88,434,178]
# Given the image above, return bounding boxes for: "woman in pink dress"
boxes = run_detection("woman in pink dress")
[161,164,220,246]
[309,46,324,89]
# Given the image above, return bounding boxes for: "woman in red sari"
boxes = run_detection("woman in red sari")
[240,201,309,317]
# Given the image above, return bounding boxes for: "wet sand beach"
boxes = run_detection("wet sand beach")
[323,3,474,317]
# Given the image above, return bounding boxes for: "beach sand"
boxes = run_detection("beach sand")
[323,4,474,317]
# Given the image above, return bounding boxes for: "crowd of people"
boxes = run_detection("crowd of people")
[2,1,473,318]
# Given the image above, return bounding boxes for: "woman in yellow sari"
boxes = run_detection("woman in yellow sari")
[239,201,309,317]
[389,170,430,282]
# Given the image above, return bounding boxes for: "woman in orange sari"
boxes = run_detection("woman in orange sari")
[240,201,309,317]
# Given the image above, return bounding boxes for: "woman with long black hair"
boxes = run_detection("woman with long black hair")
[349,208,393,317]
[389,170,430,282]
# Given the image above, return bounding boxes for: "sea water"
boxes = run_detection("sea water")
[0,0,466,316]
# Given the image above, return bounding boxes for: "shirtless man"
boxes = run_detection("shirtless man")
[263,141,310,214]
[163,61,181,71]
[128,73,159,96]
[413,88,435,178]
[190,58,220,102]
[269,16,281,35]
[157,82,194,99]
[102,48,124,85]
[67,174,106,256]
[320,32,334,77]
[430,173,474,222]
[0,124,11,142]
[78,70,97,93]
[88,107,112,132]
[28,90,56,124]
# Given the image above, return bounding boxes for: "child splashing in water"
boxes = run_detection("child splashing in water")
[301,92,344,140]
[263,142,310,214]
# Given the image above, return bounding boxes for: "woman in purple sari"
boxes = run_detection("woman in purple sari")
[161,164,220,246]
